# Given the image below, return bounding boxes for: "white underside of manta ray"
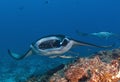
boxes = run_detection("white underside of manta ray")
[8,35,114,60]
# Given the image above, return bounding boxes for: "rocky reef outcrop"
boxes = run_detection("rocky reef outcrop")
[27,48,120,82]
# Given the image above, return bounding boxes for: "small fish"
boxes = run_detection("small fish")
[8,35,114,60]
[76,31,119,39]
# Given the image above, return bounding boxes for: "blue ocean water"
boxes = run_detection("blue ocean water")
[0,0,120,81]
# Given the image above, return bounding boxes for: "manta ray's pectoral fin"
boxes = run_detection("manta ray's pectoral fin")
[8,49,33,60]
[72,40,115,48]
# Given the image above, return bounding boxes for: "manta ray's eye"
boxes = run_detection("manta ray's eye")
[38,39,61,50]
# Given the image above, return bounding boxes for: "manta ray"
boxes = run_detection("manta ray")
[76,30,119,39]
[8,35,114,60]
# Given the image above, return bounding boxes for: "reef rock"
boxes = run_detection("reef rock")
[27,48,120,82]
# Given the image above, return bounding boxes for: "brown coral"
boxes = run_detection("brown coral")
[65,67,87,82]
[49,56,120,82]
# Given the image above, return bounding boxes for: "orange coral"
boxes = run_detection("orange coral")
[49,56,120,82]
[65,67,87,82]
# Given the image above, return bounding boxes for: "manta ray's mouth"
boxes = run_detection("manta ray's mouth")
[38,39,61,50]
[36,37,70,50]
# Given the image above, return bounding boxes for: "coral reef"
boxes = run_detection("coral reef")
[49,56,120,82]
[26,48,120,82]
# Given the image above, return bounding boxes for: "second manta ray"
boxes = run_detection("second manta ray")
[8,35,114,60]
[76,30,120,39]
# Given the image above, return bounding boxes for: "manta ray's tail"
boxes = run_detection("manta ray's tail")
[8,49,33,60]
